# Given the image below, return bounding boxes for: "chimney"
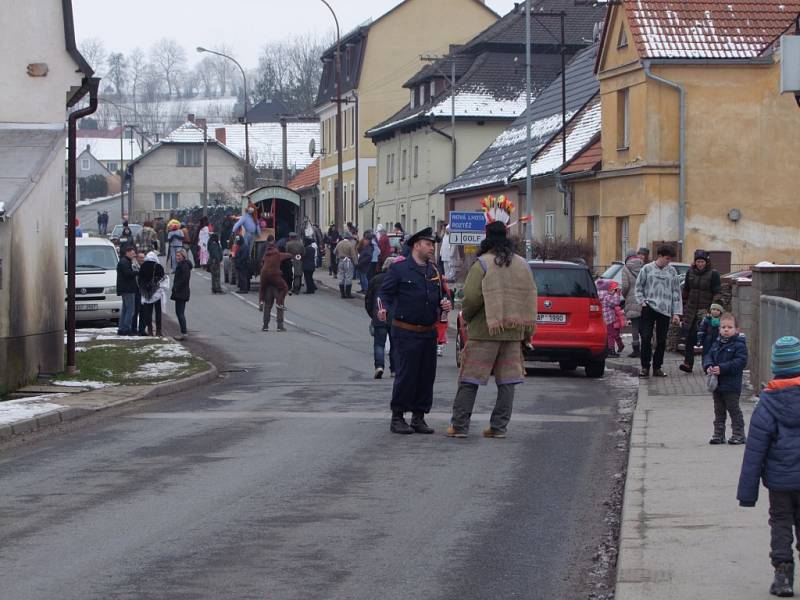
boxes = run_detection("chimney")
[215,127,227,145]
[187,113,195,123]
[196,117,207,129]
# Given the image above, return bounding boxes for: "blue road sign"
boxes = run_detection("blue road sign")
[448,211,486,233]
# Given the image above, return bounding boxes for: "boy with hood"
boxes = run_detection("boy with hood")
[738,336,800,597]
[702,313,748,445]
[697,303,724,357]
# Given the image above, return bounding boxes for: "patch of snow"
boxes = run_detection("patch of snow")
[131,343,192,359]
[52,380,115,389]
[0,396,68,426]
[132,361,188,378]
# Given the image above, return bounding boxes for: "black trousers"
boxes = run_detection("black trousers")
[390,328,437,414]
[138,301,162,335]
[303,270,317,293]
[713,390,744,437]
[769,490,800,566]
[640,305,671,370]
[684,316,701,366]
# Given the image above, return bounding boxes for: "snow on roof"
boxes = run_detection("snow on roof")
[429,89,528,118]
[67,136,142,161]
[163,121,207,143]
[212,122,320,170]
[623,0,800,60]
[510,98,601,179]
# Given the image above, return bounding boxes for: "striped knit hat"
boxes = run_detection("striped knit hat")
[772,336,800,377]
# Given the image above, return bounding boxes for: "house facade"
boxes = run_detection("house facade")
[288,158,321,226]
[573,0,800,268]
[128,121,243,222]
[0,0,93,393]
[369,1,606,236]
[315,0,499,230]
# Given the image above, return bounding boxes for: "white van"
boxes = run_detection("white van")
[64,237,122,322]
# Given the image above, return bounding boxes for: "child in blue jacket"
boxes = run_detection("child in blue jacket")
[737,336,800,597]
[702,313,748,445]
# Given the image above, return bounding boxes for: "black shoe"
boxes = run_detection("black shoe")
[339,285,345,298]
[374,367,384,379]
[628,350,640,358]
[678,362,693,373]
[608,351,619,358]
[653,369,667,377]
[639,368,650,378]
[262,325,269,331]
[410,413,434,434]
[277,325,286,332]
[345,285,353,298]
[709,435,725,445]
[728,435,747,445]
[771,562,794,597]
[390,415,414,435]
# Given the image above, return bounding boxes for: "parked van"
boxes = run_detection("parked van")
[64,237,122,322]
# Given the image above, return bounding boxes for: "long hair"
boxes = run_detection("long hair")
[478,235,514,267]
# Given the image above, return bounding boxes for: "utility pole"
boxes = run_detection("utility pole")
[420,54,458,180]
[319,0,344,233]
[280,116,288,186]
[201,118,208,217]
[119,121,125,220]
[525,0,533,259]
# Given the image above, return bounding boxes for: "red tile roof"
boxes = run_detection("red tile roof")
[288,157,319,192]
[622,0,800,59]
[561,136,601,174]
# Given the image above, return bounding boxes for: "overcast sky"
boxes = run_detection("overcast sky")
[73,0,519,70]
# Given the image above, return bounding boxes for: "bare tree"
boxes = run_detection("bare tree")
[79,37,106,76]
[129,47,147,119]
[195,56,217,96]
[211,43,236,96]
[254,33,326,113]
[106,52,128,96]
[150,38,186,98]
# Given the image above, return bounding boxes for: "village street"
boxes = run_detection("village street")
[0,274,635,600]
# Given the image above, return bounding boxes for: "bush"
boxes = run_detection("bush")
[510,235,594,266]
[78,174,108,200]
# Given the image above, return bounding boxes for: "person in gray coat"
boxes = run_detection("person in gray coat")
[620,253,644,358]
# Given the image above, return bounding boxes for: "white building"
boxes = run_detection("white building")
[0,0,94,393]
[127,121,243,222]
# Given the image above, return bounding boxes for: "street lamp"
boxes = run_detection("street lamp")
[196,46,251,190]
[318,0,344,233]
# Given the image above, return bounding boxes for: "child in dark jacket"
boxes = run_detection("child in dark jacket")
[702,313,748,445]
[697,302,723,357]
[737,336,800,597]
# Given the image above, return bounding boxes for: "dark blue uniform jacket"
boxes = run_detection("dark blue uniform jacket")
[738,377,800,506]
[378,257,442,327]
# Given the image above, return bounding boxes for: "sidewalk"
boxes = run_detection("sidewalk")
[612,352,771,599]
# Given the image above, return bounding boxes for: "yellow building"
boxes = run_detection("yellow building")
[314,0,498,230]
[571,0,800,271]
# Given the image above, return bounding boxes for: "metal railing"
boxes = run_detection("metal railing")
[756,295,800,389]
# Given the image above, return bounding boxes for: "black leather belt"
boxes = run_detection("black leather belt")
[393,319,436,333]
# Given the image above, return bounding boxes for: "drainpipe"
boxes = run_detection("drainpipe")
[428,119,457,179]
[643,61,685,257]
[556,175,574,240]
[67,77,100,373]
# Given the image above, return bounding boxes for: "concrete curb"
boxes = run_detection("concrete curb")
[0,364,219,442]
[614,380,647,599]
[607,358,642,377]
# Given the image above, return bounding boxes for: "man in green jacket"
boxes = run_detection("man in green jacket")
[446,221,538,439]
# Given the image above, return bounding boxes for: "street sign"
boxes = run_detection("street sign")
[449,211,486,233]
[449,231,485,245]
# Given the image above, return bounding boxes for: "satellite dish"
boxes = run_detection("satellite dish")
[309,138,316,158]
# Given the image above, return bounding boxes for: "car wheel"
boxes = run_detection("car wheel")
[455,330,463,368]
[559,360,578,372]
[585,359,606,378]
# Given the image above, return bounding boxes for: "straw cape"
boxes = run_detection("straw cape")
[480,253,538,335]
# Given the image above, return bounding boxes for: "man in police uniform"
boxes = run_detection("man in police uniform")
[378,227,452,434]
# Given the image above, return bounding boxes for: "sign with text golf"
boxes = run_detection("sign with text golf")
[449,211,486,245]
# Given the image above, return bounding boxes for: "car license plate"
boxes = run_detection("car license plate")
[76,304,99,311]
[537,313,566,324]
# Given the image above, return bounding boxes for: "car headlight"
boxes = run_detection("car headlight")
[103,286,116,294]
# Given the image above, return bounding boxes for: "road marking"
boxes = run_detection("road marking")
[133,410,595,423]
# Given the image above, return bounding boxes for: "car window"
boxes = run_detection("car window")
[66,245,119,271]
[600,263,622,280]
[531,267,597,298]
[110,225,123,237]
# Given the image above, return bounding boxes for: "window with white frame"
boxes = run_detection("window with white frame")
[619,216,630,259]
[386,154,391,184]
[154,192,178,210]
[80,158,90,171]
[413,146,419,178]
[545,212,556,239]
[106,161,118,173]
[591,216,600,270]
[617,88,630,150]
[401,149,407,180]
[351,108,356,147]
[177,146,201,167]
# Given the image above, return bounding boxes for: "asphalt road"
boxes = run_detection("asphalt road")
[0,271,636,600]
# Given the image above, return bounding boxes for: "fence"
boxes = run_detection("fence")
[755,295,800,390]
